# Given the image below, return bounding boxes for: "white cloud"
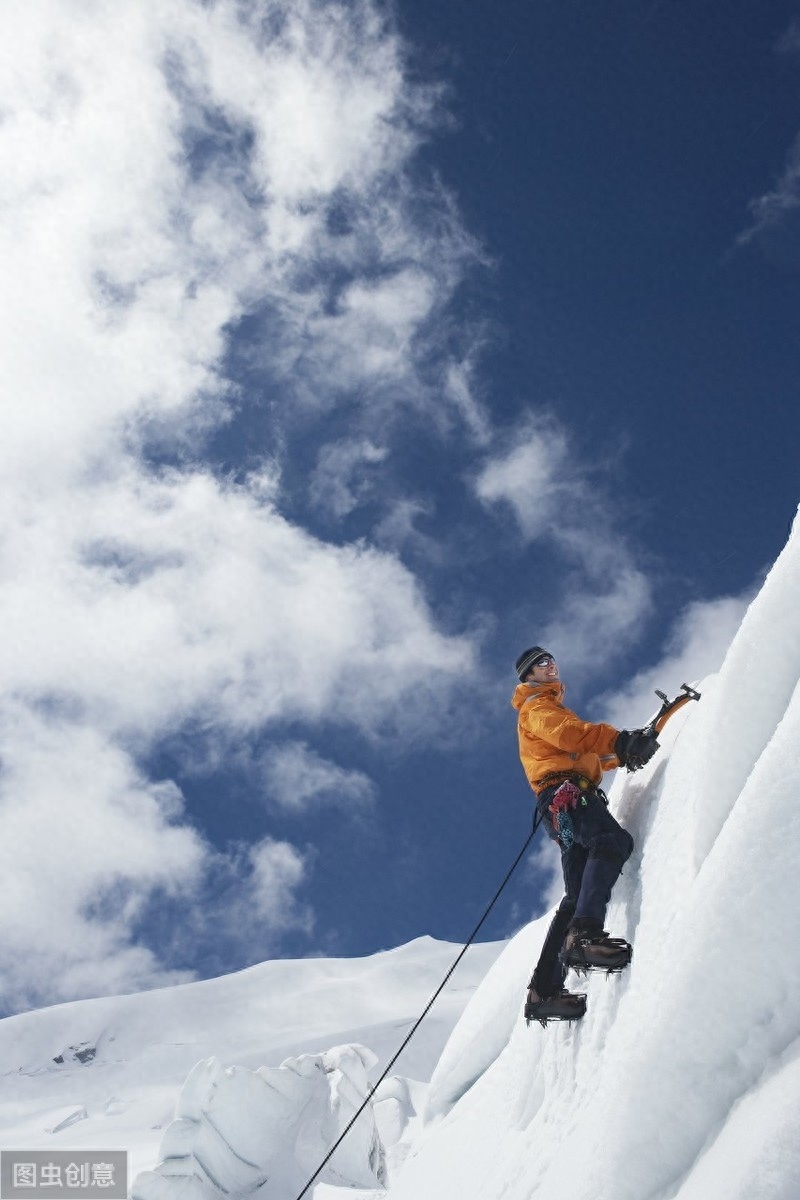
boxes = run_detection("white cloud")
[374,498,441,560]
[0,0,480,1006]
[262,741,376,812]
[475,420,653,675]
[0,465,472,1004]
[292,252,480,422]
[309,438,388,518]
[0,706,204,1010]
[541,548,653,677]
[474,420,569,540]
[444,358,492,446]
[736,131,800,253]
[736,18,800,257]
[2,471,473,737]
[247,838,314,933]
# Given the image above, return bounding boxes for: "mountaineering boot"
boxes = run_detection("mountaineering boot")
[560,921,632,975]
[524,986,587,1028]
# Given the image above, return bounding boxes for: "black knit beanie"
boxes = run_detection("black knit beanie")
[515,645,552,681]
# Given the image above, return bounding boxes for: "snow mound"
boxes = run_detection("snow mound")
[132,1044,385,1200]
[385,510,800,1200]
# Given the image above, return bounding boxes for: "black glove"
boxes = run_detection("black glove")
[614,728,659,772]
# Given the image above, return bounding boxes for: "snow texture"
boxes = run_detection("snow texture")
[132,1045,385,1200]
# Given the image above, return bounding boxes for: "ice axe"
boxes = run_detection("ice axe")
[624,683,701,773]
[645,682,701,737]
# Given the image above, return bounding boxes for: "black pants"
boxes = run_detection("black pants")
[531,781,634,998]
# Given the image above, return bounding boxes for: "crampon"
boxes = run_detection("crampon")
[561,930,632,976]
[524,987,587,1028]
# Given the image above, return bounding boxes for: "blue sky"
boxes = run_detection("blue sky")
[0,0,797,1012]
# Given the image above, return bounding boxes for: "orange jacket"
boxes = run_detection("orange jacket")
[512,681,620,791]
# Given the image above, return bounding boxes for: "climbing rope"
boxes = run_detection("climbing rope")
[294,809,543,1200]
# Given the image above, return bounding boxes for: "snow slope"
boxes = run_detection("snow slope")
[388,511,800,1200]
[0,936,502,1187]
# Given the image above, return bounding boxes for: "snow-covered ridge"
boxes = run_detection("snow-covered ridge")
[388,511,800,1200]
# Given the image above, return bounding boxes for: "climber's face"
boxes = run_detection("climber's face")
[527,655,559,684]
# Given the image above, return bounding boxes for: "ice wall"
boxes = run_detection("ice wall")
[388,512,800,1200]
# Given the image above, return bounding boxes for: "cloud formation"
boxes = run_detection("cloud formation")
[735,29,800,263]
[246,838,314,933]
[475,419,653,676]
[736,132,800,261]
[0,0,478,1008]
[0,708,204,1011]
[310,439,388,518]
[261,741,376,812]
[474,420,570,541]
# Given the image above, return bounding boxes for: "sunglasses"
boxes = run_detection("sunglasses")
[531,655,555,668]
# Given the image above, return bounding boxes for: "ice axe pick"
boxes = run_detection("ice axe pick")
[645,682,701,738]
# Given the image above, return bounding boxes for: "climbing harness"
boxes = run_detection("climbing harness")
[293,809,544,1200]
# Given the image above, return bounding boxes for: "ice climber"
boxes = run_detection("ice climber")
[512,646,659,1026]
